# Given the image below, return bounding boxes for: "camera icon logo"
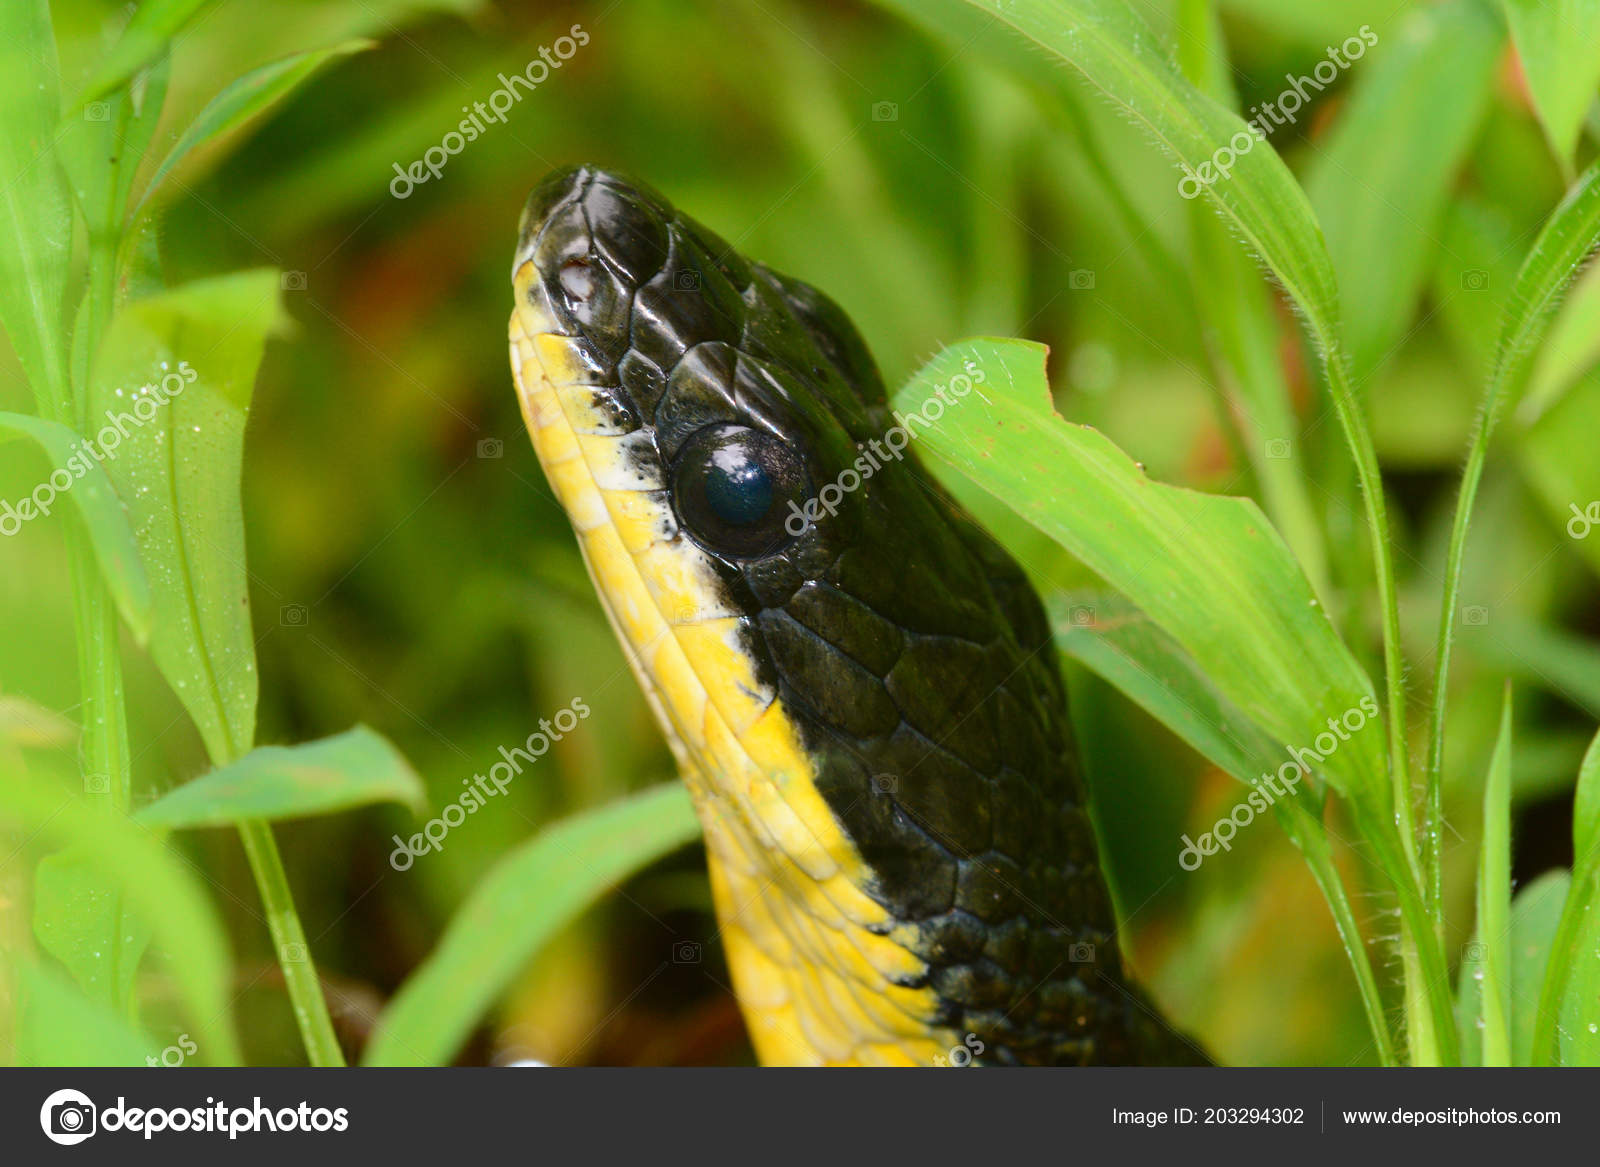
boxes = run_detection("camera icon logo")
[1462,605,1489,626]
[1069,605,1096,628]
[477,437,504,459]
[1461,269,1489,291]
[1265,438,1292,459]
[84,773,110,795]
[1068,269,1095,290]
[280,942,308,963]
[871,100,899,122]
[870,773,898,795]
[281,270,308,291]
[672,940,702,964]
[673,270,701,292]
[1462,941,1487,962]
[40,1088,97,1145]
[84,102,111,122]
[1068,942,1096,962]
[280,603,308,627]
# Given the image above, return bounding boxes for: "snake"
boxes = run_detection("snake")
[508,165,1204,1066]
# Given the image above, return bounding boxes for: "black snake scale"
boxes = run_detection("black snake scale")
[511,165,1202,1065]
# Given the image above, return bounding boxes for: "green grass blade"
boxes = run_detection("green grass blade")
[1501,0,1600,170]
[78,0,220,104]
[1475,687,1514,1065]
[137,40,374,215]
[364,783,700,1066]
[1305,0,1504,382]
[0,412,152,640]
[0,0,74,421]
[137,727,426,828]
[1425,158,1600,934]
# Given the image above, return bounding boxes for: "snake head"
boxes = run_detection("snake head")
[511,168,1124,1068]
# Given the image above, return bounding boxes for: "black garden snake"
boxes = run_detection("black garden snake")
[509,165,1204,1066]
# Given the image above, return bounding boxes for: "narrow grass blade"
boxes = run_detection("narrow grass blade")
[78,0,220,104]
[1425,159,1600,923]
[138,727,426,828]
[1475,687,1514,1065]
[137,40,374,214]
[0,0,74,418]
[365,783,699,1066]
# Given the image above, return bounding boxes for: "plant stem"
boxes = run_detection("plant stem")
[237,818,345,1066]
[1281,799,1397,1065]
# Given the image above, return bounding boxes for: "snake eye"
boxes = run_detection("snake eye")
[672,424,810,559]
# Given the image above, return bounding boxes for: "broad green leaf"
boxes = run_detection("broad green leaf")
[895,339,1384,804]
[0,766,240,1062]
[138,727,425,828]
[79,0,219,103]
[364,782,699,1066]
[1475,688,1514,1065]
[88,270,288,762]
[15,961,156,1067]
[1305,0,1504,381]
[34,850,152,1014]
[1532,728,1600,1062]
[1502,0,1600,167]
[0,0,74,417]
[0,411,152,639]
[138,40,374,214]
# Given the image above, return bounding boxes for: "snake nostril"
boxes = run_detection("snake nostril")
[559,257,596,301]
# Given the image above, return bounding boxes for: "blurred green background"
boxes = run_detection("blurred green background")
[4,0,1598,1066]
